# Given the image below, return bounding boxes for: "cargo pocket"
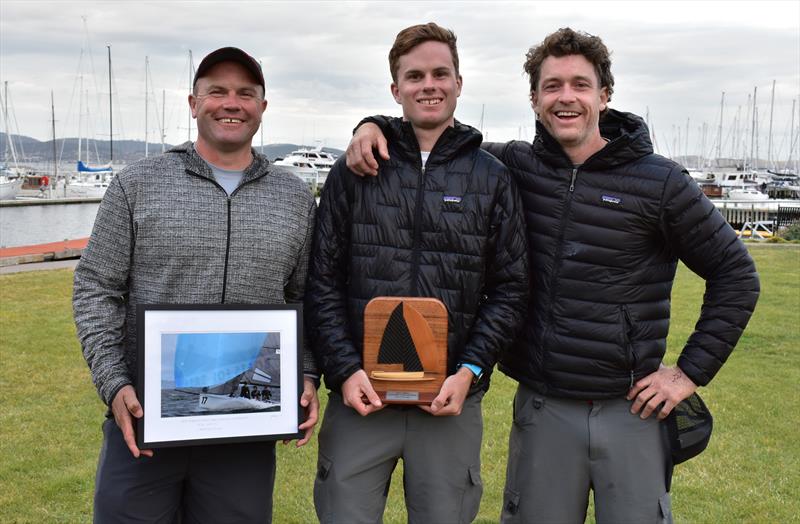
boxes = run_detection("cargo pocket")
[512,387,543,427]
[458,465,483,523]
[313,454,333,523]
[501,487,521,523]
[658,492,673,524]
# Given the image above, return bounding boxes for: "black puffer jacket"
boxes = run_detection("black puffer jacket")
[484,109,759,399]
[306,119,528,392]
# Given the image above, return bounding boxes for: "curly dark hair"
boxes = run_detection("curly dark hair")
[389,22,459,83]
[524,28,614,104]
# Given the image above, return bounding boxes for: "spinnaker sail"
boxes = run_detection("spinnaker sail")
[174,332,267,388]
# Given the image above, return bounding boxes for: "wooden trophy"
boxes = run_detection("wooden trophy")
[363,297,448,404]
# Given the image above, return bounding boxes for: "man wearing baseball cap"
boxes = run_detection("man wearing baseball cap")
[74,46,319,523]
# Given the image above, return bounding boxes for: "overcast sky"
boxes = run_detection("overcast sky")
[1,1,798,163]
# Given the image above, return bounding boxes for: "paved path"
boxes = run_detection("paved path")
[0,258,79,274]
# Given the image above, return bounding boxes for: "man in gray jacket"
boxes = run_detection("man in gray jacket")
[73,47,318,523]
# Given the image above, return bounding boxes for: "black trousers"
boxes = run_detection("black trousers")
[94,418,276,524]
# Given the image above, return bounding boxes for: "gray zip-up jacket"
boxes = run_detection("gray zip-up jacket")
[73,142,317,406]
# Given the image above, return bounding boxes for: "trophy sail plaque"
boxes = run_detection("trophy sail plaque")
[363,297,448,404]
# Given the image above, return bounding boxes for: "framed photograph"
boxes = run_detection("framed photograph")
[136,304,303,448]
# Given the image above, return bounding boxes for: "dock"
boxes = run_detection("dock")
[0,238,88,267]
[0,197,102,207]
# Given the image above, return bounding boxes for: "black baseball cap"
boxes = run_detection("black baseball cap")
[193,47,265,91]
[665,392,713,465]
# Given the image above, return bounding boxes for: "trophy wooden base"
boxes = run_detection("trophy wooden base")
[363,297,448,405]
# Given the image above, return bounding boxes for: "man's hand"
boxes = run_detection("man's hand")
[291,376,320,447]
[627,364,698,420]
[419,367,473,417]
[341,369,383,416]
[111,385,153,458]
[345,123,389,177]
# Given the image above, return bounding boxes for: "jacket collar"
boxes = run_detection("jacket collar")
[169,141,272,184]
[532,109,654,169]
[385,119,483,166]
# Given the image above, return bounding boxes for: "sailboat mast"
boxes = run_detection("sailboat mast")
[162,89,166,153]
[768,80,775,169]
[789,99,796,173]
[107,45,113,166]
[188,50,194,142]
[78,73,83,164]
[145,56,149,158]
[716,92,725,164]
[51,90,58,198]
[750,87,757,170]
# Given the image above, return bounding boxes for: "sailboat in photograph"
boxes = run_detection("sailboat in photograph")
[172,331,280,413]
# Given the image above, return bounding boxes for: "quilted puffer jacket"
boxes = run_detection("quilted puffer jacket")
[484,109,759,399]
[306,119,529,392]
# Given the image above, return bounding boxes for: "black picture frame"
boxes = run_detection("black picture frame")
[136,304,303,448]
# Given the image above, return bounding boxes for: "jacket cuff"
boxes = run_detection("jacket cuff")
[677,354,712,387]
[325,362,363,391]
[100,376,133,407]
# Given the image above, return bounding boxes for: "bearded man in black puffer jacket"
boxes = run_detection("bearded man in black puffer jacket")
[305,23,528,524]
[348,27,759,524]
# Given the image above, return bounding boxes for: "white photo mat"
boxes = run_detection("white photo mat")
[137,305,301,447]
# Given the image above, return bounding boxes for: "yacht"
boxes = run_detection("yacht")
[0,173,23,200]
[274,146,336,190]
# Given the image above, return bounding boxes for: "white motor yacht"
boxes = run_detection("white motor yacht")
[726,187,769,201]
[274,145,336,190]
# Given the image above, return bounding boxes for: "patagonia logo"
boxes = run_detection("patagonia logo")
[443,195,462,204]
[602,195,622,205]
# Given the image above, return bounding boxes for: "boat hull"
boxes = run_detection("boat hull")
[198,393,278,412]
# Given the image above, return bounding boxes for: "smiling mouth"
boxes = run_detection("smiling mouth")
[555,111,580,120]
[218,118,243,123]
[418,98,443,106]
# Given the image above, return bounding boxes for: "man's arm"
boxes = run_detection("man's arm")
[304,159,382,415]
[629,168,760,419]
[73,174,151,457]
[283,195,321,445]
[426,164,530,416]
[346,116,513,177]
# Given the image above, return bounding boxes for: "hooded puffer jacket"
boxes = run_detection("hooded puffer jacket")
[306,119,529,392]
[484,109,759,399]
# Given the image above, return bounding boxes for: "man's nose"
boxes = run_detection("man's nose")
[221,91,242,108]
[558,86,577,102]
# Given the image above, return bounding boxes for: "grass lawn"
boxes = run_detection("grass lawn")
[1,244,797,523]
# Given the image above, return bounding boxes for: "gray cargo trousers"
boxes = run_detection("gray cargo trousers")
[314,391,484,524]
[501,385,673,524]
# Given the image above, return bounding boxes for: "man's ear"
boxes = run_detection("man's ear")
[188,94,198,118]
[390,83,401,105]
[599,86,609,112]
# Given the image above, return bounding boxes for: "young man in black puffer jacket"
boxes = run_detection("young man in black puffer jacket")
[305,22,528,524]
[347,27,759,524]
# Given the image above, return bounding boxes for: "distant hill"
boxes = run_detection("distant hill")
[0,133,343,165]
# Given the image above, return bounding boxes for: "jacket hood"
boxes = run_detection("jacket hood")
[385,119,483,164]
[167,141,271,184]
[533,108,654,169]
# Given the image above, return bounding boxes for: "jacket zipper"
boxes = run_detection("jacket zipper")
[186,161,267,304]
[539,166,579,376]
[221,197,232,303]
[621,305,636,389]
[409,162,426,296]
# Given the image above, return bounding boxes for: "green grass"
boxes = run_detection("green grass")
[1,245,798,523]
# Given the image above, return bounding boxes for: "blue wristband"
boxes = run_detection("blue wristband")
[459,362,483,379]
